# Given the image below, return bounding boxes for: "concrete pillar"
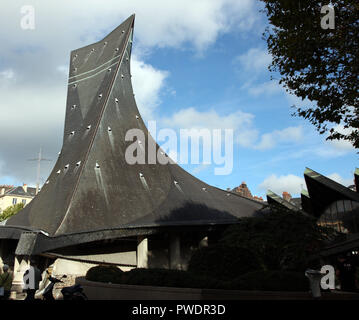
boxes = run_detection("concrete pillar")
[11,255,30,293]
[169,234,181,270]
[137,236,148,268]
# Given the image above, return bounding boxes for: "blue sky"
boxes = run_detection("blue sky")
[0,0,357,199]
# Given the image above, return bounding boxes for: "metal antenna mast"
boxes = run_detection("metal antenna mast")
[28,147,52,194]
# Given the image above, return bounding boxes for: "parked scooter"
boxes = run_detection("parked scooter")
[42,272,67,301]
[61,284,88,300]
[41,271,87,300]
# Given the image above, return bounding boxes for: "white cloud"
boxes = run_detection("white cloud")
[162,108,304,151]
[162,107,253,131]
[235,47,284,98]
[161,107,256,149]
[285,91,311,109]
[0,1,259,59]
[131,57,168,122]
[236,128,259,148]
[259,174,306,196]
[0,84,66,185]
[248,80,283,96]
[327,173,353,187]
[235,47,271,73]
[308,124,355,158]
[0,69,16,86]
[259,172,354,197]
[329,139,354,152]
[255,126,304,150]
[56,65,69,76]
[0,69,15,80]
[327,124,355,151]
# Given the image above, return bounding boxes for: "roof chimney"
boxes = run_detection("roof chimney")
[282,191,292,202]
[23,184,28,193]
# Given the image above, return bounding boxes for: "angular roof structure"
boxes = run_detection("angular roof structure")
[1,15,263,253]
[354,168,359,192]
[303,167,359,217]
[266,190,302,212]
[300,189,315,216]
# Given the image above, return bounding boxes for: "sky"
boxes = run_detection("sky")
[0,0,357,199]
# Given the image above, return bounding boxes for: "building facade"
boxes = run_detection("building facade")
[0,184,36,214]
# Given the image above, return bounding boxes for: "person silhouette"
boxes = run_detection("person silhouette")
[0,264,14,300]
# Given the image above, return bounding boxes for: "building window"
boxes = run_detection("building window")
[12,198,17,205]
[22,199,26,205]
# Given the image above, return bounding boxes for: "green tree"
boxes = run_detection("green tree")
[219,205,333,271]
[260,0,359,147]
[0,202,24,222]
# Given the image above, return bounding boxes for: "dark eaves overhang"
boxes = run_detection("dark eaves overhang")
[304,167,359,217]
[1,219,240,256]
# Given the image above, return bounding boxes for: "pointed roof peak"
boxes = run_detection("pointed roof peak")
[304,167,315,175]
[266,190,277,196]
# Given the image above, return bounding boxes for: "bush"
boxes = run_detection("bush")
[0,203,24,222]
[85,266,309,292]
[231,270,309,292]
[188,245,261,281]
[220,207,332,271]
[85,265,123,283]
[85,267,223,289]
[117,268,223,289]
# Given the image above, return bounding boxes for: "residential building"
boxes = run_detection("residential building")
[0,184,36,214]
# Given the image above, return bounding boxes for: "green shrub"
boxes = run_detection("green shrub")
[0,203,24,222]
[85,265,123,283]
[220,207,333,271]
[188,245,261,281]
[85,266,223,289]
[120,268,223,289]
[232,270,309,291]
[85,266,309,292]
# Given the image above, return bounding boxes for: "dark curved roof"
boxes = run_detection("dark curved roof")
[6,15,263,239]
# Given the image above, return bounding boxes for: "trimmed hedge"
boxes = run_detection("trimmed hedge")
[86,265,123,283]
[87,267,223,289]
[188,245,261,281]
[85,266,309,292]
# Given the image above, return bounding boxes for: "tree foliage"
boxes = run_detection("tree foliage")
[0,202,24,222]
[220,205,333,271]
[261,0,359,147]
[188,245,261,281]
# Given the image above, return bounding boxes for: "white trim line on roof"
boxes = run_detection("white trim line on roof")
[69,53,123,81]
[68,61,120,86]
